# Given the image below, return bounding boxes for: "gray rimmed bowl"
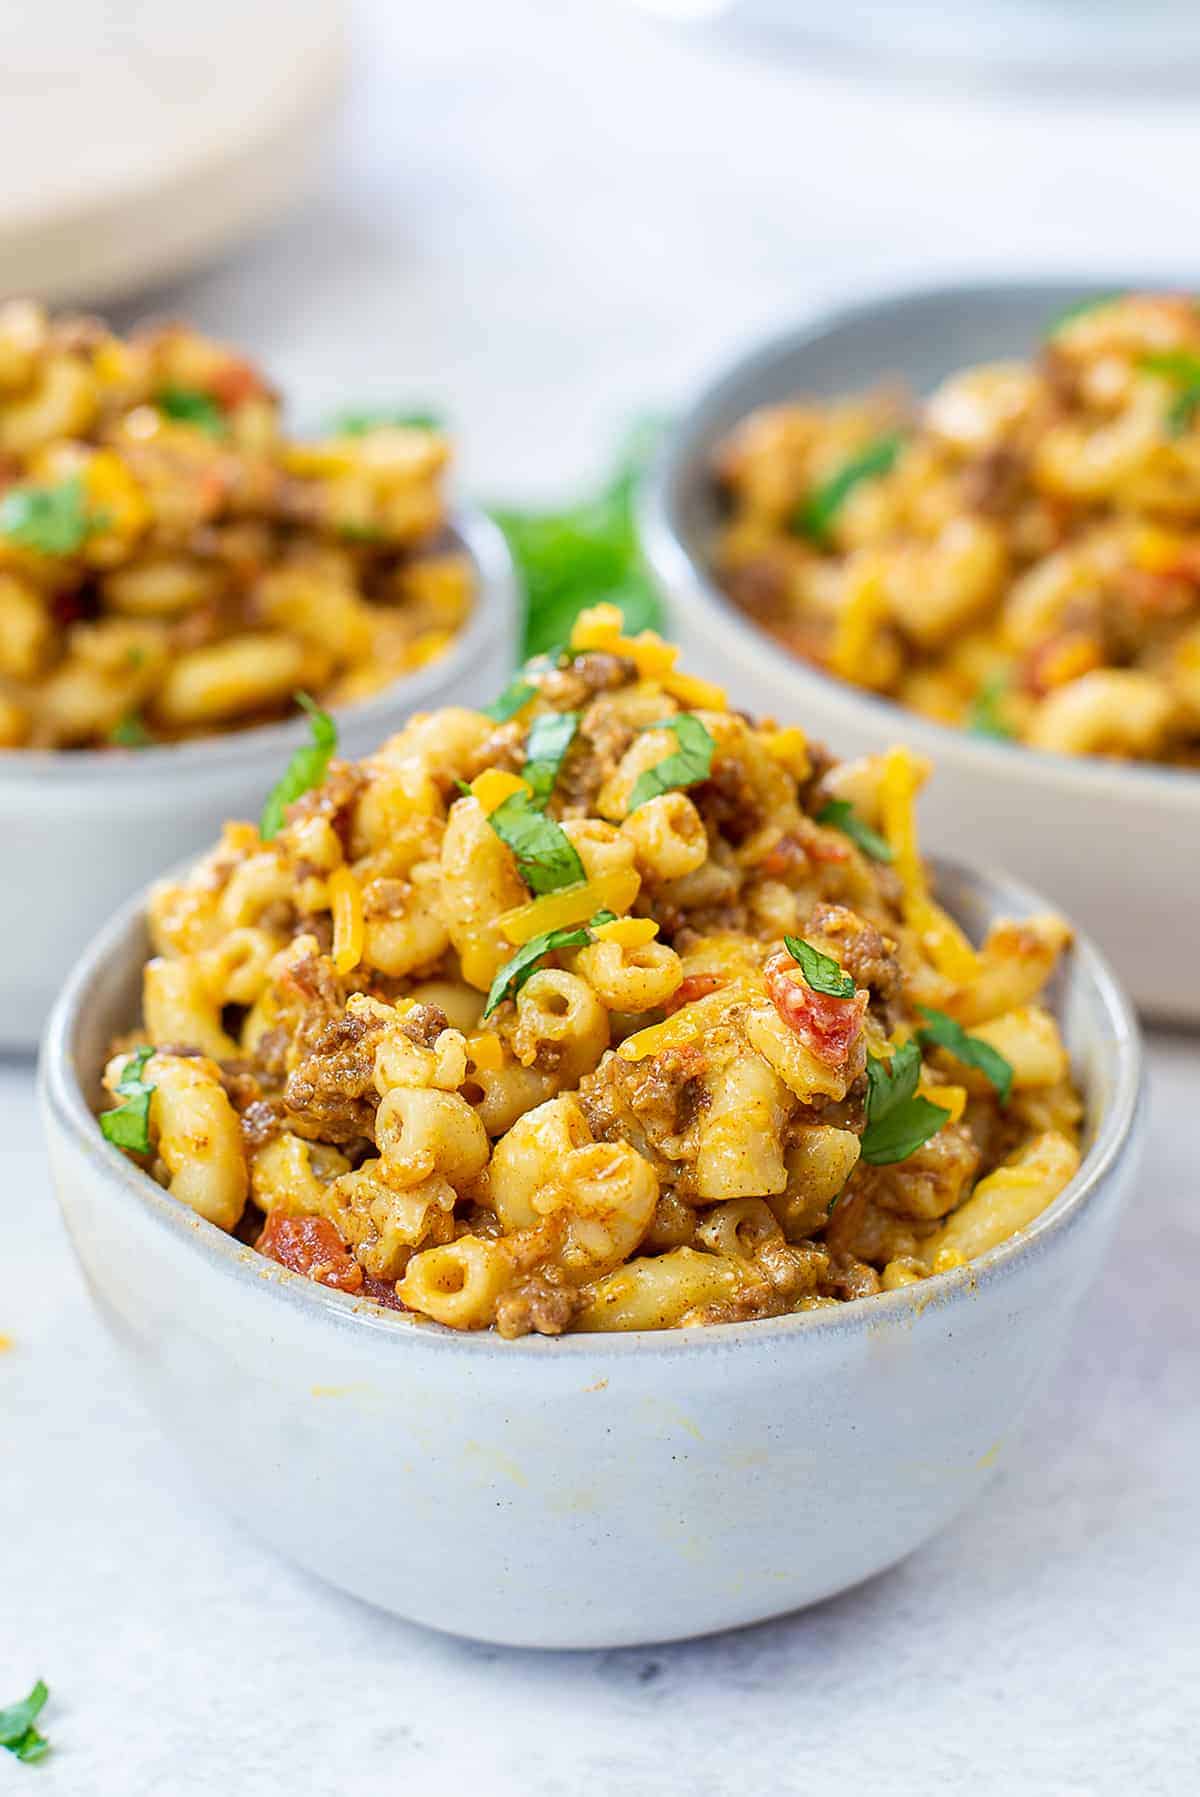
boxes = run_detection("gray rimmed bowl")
[1,506,518,1050]
[39,854,1143,1649]
[639,279,1200,1024]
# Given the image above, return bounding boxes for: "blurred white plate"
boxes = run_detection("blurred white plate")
[0,0,346,304]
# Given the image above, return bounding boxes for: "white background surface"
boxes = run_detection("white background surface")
[3,2,1198,1791]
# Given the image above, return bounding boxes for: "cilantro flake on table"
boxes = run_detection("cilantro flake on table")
[0,1678,51,1765]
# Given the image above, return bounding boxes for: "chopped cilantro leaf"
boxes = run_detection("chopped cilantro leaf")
[783,935,856,1000]
[484,674,537,723]
[966,673,1015,742]
[486,789,586,894]
[109,711,151,749]
[482,910,617,1018]
[522,711,579,804]
[492,418,666,658]
[0,474,101,556]
[916,1005,1014,1104]
[260,694,338,840]
[792,433,904,546]
[331,408,443,434]
[0,1679,50,1764]
[815,798,893,862]
[627,713,715,812]
[1046,292,1123,334]
[156,385,227,437]
[859,1041,950,1166]
[98,1046,156,1155]
[1139,350,1200,436]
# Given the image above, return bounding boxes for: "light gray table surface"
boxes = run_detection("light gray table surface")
[4,2,1198,1791]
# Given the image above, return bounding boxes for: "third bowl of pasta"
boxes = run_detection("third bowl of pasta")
[0,302,517,1043]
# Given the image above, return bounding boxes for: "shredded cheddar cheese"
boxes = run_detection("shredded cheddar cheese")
[591,916,659,947]
[328,867,365,975]
[497,868,641,944]
[829,556,888,681]
[618,979,759,1060]
[469,768,533,814]
[660,670,727,710]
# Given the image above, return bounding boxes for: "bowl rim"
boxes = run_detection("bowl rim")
[40,850,1144,1359]
[638,273,1200,810]
[0,502,517,787]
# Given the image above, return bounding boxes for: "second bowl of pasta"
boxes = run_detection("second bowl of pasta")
[640,280,1200,1021]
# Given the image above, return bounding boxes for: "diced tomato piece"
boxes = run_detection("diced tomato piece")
[208,359,267,410]
[664,972,728,1015]
[764,951,866,1068]
[257,1212,363,1292]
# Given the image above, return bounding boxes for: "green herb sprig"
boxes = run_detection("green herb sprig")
[793,433,904,546]
[522,711,579,804]
[331,408,443,435]
[484,789,585,894]
[1139,350,1200,436]
[815,798,893,862]
[966,674,1015,742]
[627,713,715,812]
[98,1046,156,1155]
[784,935,856,1000]
[492,419,666,658]
[915,1005,1014,1104]
[0,474,106,556]
[157,385,228,437]
[1046,292,1123,335]
[859,1041,951,1166]
[483,911,616,1018]
[0,1679,50,1765]
[260,695,338,840]
[109,711,151,749]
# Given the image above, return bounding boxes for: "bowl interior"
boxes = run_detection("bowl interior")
[46,850,1142,1351]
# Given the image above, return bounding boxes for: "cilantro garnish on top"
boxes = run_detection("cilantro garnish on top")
[485,789,586,894]
[859,1041,950,1166]
[792,434,905,546]
[915,1005,1014,1105]
[98,1046,156,1155]
[156,385,228,437]
[783,936,856,1000]
[0,474,106,556]
[627,714,714,811]
[815,798,893,862]
[260,695,338,841]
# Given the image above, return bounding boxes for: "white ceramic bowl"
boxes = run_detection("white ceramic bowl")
[639,280,1200,1024]
[3,507,518,1050]
[40,858,1142,1650]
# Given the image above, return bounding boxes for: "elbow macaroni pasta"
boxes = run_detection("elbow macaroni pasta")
[713,292,1200,768]
[0,302,471,749]
[99,608,1083,1334]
